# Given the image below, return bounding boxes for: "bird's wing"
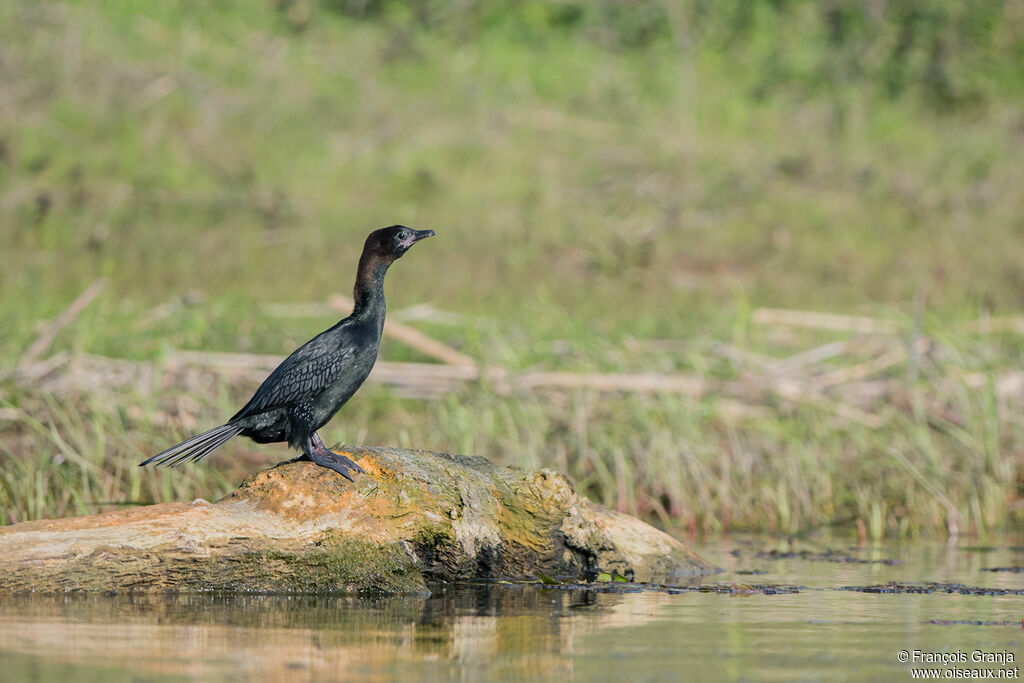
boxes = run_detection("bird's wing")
[229,328,355,420]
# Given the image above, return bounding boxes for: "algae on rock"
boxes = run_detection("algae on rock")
[0,445,716,592]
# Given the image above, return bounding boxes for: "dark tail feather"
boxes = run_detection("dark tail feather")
[139,424,243,468]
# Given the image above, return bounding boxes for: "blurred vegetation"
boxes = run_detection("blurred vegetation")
[1,0,1022,536]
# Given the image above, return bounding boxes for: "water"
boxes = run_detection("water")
[0,539,1020,681]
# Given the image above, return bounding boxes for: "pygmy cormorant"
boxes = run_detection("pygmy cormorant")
[139,225,436,479]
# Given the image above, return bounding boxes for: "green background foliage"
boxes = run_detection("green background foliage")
[1,0,1022,535]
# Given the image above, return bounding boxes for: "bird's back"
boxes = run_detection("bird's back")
[230,313,382,425]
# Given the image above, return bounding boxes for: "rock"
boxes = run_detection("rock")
[0,445,717,593]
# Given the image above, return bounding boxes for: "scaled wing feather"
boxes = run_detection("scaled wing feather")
[230,332,354,420]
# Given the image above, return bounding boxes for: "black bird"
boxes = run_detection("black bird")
[139,225,436,480]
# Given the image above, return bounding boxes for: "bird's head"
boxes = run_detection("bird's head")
[365,225,436,263]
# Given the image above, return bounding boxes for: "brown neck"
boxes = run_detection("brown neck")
[352,251,391,317]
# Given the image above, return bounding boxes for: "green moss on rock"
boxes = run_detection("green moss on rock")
[0,445,716,593]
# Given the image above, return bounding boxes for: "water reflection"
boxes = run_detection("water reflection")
[0,585,672,681]
[0,540,1021,681]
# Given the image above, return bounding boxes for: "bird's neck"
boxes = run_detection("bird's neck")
[352,253,390,322]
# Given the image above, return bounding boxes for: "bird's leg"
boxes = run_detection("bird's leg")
[299,432,366,481]
[309,432,329,452]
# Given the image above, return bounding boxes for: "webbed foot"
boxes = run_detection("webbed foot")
[295,434,366,481]
[304,447,366,481]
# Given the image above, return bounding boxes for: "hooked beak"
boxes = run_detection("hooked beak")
[411,229,436,243]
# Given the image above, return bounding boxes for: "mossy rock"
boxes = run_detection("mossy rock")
[0,445,716,593]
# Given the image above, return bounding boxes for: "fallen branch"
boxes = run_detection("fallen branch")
[516,370,709,396]
[14,350,70,383]
[10,347,1014,431]
[766,341,848,377]
[26,350,719,401]
[329,294,477,368]
[261,302,337,318]
[263,301,467,328]
[161,352,710,399]
[20,278,107,366]
[970,316,1024,336]
[753,308,902,336]
[810,347,907,390]
[12,348,897,431]
[766,338,897,377]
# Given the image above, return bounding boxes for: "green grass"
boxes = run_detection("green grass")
[1,0,1022,537]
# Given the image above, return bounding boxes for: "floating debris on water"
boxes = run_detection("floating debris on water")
[980,567,1024,573]
[842,582,1024,596]
[925,619,1019,627]
[669,584,801,596]
[757,549,901,565]
[469,579,800,596]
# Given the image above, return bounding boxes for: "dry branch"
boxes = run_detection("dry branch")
[329,294,477,368]
[20,279,107,366]
[263,301,466,325]
[766,341,848,376]
[162,352,712,399]
[14,350,70,383]
[10,345,1018,432]
[766,338,897,377]
[971,316,1024,336]
[10,301,1019,433]
[753,308,902,335]
[517,371,709,396]
[810,347,907,390]
[260,302,337,318]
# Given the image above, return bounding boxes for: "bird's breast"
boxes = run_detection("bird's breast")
[310,344,379,426]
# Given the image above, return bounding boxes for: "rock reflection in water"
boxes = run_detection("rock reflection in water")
[0,585,667,681]
[1,540,1021,681]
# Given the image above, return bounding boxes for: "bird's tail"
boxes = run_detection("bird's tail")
[139,423,243,468]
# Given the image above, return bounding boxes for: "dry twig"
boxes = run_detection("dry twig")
[20,278,107,366]
[753,308,901,335]
[329,294,477,368]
